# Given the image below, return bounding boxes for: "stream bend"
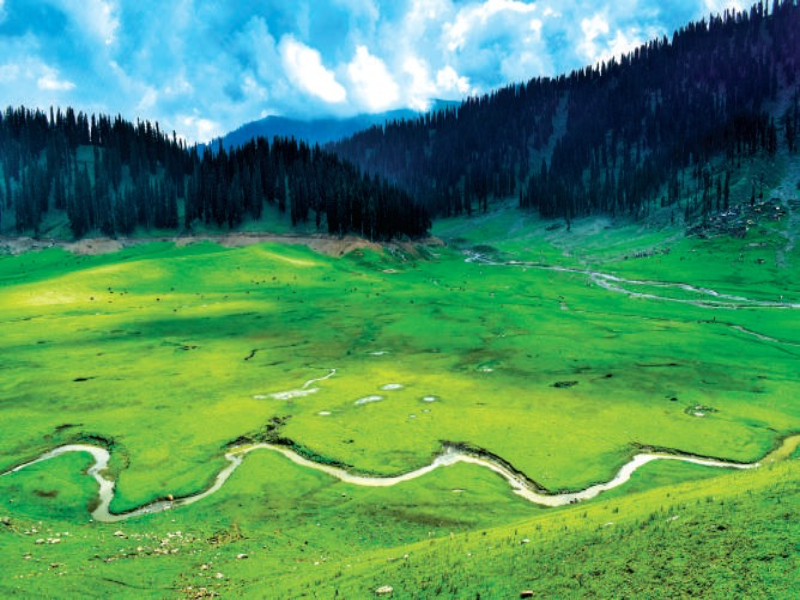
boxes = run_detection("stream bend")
[3,436,797,523]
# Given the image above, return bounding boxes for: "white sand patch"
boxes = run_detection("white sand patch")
[354,395,383,406]
[409,414,416,419]
[422,396,437,403]
[381,383,403,391]
[318,411,332,416]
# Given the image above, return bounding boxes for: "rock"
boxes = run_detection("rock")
[376,585,394,595]
[237,553,248,560]
[0,516,10,526]
[520,592,534,599]
[552,381,578,389]
[113,531,127,538]
[521,538,530,544]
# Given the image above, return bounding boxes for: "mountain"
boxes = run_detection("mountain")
[214,100,460,150]
[331,0,799,223]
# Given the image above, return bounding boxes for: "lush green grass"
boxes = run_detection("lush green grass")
[1,441,796,598]
[1,200,798,596]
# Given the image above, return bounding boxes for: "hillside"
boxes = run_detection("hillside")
[331,0,800,223]
[0,109,430,241]
[214,111,417,151]
[208,101,462,151]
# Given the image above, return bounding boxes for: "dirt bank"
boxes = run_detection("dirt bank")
[0,232,444,257]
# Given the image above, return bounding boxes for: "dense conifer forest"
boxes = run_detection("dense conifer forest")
[331,0,799,222]
[0,109,430,240]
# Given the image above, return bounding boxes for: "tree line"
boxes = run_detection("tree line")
[330,0,799,222]
[0,107,430,240]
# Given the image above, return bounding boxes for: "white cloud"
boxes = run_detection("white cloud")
[578,14,610,61]
[54,0,120,45]
[403,56,437,110]
[37,68,76,91]
[279,35,347,103]
[347,45,399,112]
[703,0,744,15]
[0,0,6,23]
[180,114,222,144]
[235,17,282,85]
[436,66,472,95]
[445,0,538,52]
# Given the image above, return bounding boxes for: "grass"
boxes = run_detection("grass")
[1,196,798,596]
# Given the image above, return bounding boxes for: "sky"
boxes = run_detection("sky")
[0,0,746,142]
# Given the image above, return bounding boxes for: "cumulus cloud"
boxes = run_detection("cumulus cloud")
[347,45,399,111]
[0,0,751,142]
[445,0,538,52]
[279,35,347,103]
[578,14,611,61]
[436,66,472,95]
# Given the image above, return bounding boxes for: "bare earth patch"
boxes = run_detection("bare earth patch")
[0,232,442,257]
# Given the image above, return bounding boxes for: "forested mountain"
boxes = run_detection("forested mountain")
[331,0,799,222]
[214,111,418,151]
[209,101,460,152]
[0,108,430,240]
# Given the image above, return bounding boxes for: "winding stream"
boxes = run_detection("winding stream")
[465,251,800,309]
[3,436,797,523]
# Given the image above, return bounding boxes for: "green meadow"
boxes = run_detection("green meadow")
[1,203,798,597]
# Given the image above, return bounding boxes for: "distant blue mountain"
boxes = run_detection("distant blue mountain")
[209,100,460,150]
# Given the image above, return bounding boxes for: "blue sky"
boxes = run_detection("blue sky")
[0,0,745,142]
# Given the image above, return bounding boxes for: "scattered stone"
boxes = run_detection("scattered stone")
[113,531,127,538]
[237,553,248,560]
[381,383,403,391]
[0,516,10,526]
[354,395,383,406]
[552,381,579,388]
[520,591,534,599]
[375,586,394,595]
[520,538,530,544]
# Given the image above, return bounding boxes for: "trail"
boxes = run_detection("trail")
[3,436,797,523]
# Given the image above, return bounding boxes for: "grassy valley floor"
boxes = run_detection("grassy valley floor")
[1,204,798,597]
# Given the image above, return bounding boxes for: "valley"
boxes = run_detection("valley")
[1,202,797,597]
